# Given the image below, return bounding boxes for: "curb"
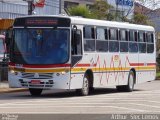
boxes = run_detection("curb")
[0,88,28,93]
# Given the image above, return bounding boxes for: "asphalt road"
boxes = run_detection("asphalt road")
[0,80,160,115]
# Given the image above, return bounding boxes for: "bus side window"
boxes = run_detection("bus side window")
[83,26,95,51]
[129,30,138,53]
[109,28,119,52]
[147,32,154,53]
[119,29,128,52]
[96,27,108,52]
[138,31,146,53]
[72,29,82,55]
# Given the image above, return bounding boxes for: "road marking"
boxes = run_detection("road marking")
[129,103,160,109]
[0,105,147,112]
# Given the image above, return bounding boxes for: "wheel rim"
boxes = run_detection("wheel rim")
[129,73,134,89]
[82,77,89,95]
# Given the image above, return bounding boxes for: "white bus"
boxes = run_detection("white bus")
[7,15,156,96]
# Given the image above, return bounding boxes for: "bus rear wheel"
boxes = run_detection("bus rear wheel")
[76,74,90,96]
[116,71,135,92]
[29,88,43,96]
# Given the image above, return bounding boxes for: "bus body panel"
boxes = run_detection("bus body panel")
[137,53,156,84]
[8,15,156,91]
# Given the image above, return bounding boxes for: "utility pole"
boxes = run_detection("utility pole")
[115,0,119,21]
[59,0,61,14]
[23,0,34,15]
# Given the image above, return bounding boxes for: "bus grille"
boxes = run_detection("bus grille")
[21,73,53,79]
[20,80,54,88]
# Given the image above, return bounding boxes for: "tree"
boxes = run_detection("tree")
[91,0,113,20]
[133,13,148,25]
[67,0,114,20]
[67,5,94,19]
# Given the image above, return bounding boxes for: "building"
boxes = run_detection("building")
[134,2,160,54]
[107,0,134,20]
[0,0,59,33]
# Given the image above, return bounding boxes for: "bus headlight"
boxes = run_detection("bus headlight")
[61,69,69,75]
[10,70,15,74]
[61,71,66,75]
[9,70,18,75]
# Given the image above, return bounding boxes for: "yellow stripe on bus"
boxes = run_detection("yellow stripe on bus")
[71,67,155,73]
[9,67,69,73]
[9,66,155,73]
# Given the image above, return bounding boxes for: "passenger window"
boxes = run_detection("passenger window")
[146,33,154,43]
[97,28,105,40]
[96,27,108,52]
[109,29,117,40]
[129,30,138,53]
[120,30,128,41]
[146,33,154,53]
[139,32,144,42]
[109,28,119,52]
[138,31,146,53]
[83,26,95,51]
[129,30,134,41]
[83,26,95,39]
[120,30,128,52]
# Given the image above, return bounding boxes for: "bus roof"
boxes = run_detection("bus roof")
[14,15,155,32]
[70,17,155,32]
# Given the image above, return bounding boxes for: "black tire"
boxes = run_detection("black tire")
[29,88,43,96]
[116,71,135,92]
[76,74,90,96]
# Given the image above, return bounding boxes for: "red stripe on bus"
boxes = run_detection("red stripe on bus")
[130,63,156,66]
[130,63,144,66]
[147,63,156,66]
[9,62,70,68]
[76,64,97,67]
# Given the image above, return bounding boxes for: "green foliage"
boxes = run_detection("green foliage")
[67,0,114,20]
[133,13,148,25]
[67,5,94,18]
[90,0,113,20]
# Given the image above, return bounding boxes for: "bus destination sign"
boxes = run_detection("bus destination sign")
[14,17,71,27]
[26,19,58,26]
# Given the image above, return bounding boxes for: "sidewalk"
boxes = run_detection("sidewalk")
[0,82,27,93]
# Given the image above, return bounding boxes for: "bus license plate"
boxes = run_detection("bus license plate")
[31,80,41,84]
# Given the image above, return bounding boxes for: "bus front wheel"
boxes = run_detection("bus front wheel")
[29,88,43,96]
[76,74,89,96]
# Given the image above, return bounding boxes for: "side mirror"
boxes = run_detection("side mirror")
[75,31,81,45]
[5,28,13,53]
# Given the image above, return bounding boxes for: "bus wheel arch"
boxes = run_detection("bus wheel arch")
[76,69,94,96]
[116,69,136,92]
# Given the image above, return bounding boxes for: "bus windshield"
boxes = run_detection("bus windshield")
[0,38,5,54]
[11,28,70,64]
